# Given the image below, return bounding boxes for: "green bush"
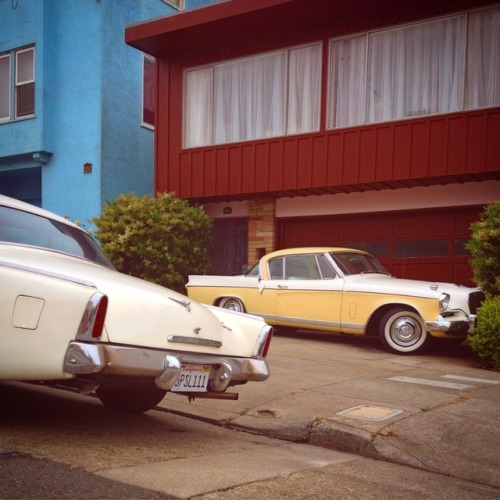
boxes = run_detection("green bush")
[466,203,500,297]
[93,193,212,294]
[468,297,500,371]
[467,203,500,370]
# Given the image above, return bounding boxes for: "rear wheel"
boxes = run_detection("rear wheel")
[379,307,429,354]
[96,385,166,414]
[220,297,245,313]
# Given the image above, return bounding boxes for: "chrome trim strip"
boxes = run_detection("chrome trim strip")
[169,297,192,312]
[273,315,352,331]
[168,335,222,348]
[0,258,96,288]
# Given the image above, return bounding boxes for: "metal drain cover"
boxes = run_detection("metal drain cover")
[336,405,403,421]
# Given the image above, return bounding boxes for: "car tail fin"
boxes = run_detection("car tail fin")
[76,292,108,340]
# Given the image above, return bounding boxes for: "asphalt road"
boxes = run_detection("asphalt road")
[1,334,498,499]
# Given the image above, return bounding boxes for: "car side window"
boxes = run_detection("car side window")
[317,254,337,279]
[284,255,321,280]
[269,257,284,279]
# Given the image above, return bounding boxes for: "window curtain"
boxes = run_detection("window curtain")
[328,36,367,128]
[466,8,500,109]
[367,16,465,123]
[184,44,321,147]
[214,52,286,144]
[184,67,212,148]
[287,44,321,134]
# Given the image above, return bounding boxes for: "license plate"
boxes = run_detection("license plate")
[171,364,210,392]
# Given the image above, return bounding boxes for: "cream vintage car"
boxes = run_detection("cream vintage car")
[0,195,272,413]
[187,247,484,354]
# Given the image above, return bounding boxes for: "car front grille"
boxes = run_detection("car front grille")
[468,291,485,315]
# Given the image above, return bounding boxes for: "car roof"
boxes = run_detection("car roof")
[263,247,368,259]
[0,195,82,231]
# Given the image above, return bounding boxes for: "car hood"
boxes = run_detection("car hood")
[344,273,480,305]
[0,245,263,356]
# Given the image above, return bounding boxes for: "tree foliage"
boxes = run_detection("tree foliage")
[469,296,500,371]
[93,193,212,294]
[466,202,500,297]
[466,202,499,370]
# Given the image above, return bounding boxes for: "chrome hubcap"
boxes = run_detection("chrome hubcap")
[390,316,422,346]
[224,300,241,312]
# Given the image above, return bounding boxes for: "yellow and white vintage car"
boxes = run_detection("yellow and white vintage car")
[187,247,484,354]
[0,195,272,413]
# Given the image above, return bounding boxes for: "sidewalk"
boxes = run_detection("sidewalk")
[158,332,500,489]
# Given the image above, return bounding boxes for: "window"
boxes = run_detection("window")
[269,257,284,279]
[317,254,337,279]
[15,47,35,118]
[465,8,500,108]
[162,0,184,9]
[340,241,389,258]
[184,43,321,148]
[284,255,320,280]
[143,55,155,128]
[328,6,500,129]
[0,46,35,121]
[0,53,10,121]
[393,240,449,258]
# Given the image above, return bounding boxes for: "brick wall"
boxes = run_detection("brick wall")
[248,198,276,265]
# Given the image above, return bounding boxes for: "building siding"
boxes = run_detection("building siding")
[171,108,500,201]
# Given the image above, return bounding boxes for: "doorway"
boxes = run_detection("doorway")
[209,218,248,275]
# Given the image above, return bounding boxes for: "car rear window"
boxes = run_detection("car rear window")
[0,205,114,269]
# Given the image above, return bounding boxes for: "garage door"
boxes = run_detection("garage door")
[277,206,483,286]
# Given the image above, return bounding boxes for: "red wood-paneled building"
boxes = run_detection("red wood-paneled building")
[126,0,500,283]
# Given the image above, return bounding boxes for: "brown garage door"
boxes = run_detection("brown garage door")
[277,206,483,286]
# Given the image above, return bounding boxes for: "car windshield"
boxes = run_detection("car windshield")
[330,251,389,276]
[0,205,114,269]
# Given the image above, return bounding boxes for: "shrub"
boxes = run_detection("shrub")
[468,297,500,371]
[466,203,500,297]
[466,203,500,370]
[93,193,212,294]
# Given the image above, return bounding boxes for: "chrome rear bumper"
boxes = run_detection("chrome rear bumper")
[63,342,270,391]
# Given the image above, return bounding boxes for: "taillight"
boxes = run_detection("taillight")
[77,292,108,340]
[92,295,108,338]
[257,326,273,358]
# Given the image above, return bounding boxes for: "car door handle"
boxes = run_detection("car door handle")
[277,284,288,289]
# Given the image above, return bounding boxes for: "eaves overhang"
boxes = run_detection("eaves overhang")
[125,0,329,57]
[0,151,52,169]
[126,0,497,58]
[187,172,500,205]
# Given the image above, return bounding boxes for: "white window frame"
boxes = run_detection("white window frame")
[142,54,155,129]
[15,46,35,119]
[0,52,11,122]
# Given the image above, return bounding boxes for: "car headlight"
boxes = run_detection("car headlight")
[439,293,450,312]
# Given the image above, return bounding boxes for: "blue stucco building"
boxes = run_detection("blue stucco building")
[0,0,212,227]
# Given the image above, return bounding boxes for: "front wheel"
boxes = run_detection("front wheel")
[220,297,245,313]
[379,307,430,354]
[96,385,166,413]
